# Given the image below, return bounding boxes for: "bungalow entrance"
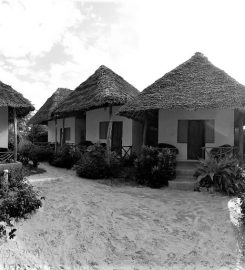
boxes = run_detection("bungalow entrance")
[187,120,205,160]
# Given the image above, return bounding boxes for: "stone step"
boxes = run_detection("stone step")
[175,176,196,182]
[168,180,196,191]
[176,168,195,176]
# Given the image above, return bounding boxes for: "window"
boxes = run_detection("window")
[205,120,215,143]
[177,119,215,143]
[64,127,71,141]
[177,120,188,143]
[99,122,109,139]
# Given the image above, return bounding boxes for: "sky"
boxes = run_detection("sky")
[0,0,245,110]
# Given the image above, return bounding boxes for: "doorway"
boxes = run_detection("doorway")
[187,120,205,160]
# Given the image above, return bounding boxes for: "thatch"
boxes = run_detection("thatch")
[54,65,139,116]
[0,81,34,117]
[119,52,245,121]
[29,88,72,124]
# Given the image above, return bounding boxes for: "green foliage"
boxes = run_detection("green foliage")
[18,139,33,165]
[0,165,42,241]
[50,144,81,169]
[18,140,54,167]
[28,124,48,143]
[75,144,109,179]
[194,156,245,195]
[120,151,137,167]
[134,146,177,188]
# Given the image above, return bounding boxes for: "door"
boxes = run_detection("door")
[187,120,205,160]
[112,122,123,153]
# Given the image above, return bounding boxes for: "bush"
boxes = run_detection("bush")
[134,146,177,188]
[75,144,109,179]
[194,156,245,195]
[29,145,54,167]
[50,144,81,169]
[18,140,54,167]
[18,140,33,165]
[0,166,42,241]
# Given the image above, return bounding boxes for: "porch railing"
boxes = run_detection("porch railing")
[0,151,14,163]
[111,146,133,160]
[201,146,239,159]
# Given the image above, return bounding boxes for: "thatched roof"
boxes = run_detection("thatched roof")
[119,52,245,121]
[29,88,72,124]
[0,81,34,117]
[54,65,139,116]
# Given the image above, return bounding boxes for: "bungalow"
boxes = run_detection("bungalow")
[29,88,85,146]
[119,52,245,162]
[0,80,34,162]
[54,65,143,154]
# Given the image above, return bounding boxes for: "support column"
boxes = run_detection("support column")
[106,105,113,166]
[13,108,17,162]
[142,113,148,146]
[55,118,57,153]
[238,110,244,168]
[62,118,65,146]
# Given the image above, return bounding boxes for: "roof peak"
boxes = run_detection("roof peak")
[98,65,110,70]
[192,52,209,62]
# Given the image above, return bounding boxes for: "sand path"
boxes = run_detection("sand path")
[0,163,238,270]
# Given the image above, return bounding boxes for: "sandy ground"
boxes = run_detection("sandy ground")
[0,163,238,270]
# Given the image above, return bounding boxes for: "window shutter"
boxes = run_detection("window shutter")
[177,120,188,143]
[205,120,215,143]
[64,128,71,141]
[99,122,109,139]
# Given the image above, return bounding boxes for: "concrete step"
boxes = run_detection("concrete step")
[168,180,196,191]
[176,168,195,176]
[175,176,196,182]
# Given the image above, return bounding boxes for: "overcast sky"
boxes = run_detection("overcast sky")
[0,0,245,110]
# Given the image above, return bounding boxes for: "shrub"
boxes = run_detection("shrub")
[0,166,42,241]
[194,156,245,195]
[76,144,109,179]
[18,140,33,165]
[134,146,177,188]
[29,145,54,167]
[18,140,54,167]
[120,151,137,167]
[50,144,81,169]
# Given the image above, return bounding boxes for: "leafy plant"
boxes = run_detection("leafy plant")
[0,165,43,241]
[18,140,54,167]
[75,144,109,179]
[134,146,177,188]
[194,156,245,195]
[50,144,82,169]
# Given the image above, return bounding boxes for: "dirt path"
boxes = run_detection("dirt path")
[0,163,238,269]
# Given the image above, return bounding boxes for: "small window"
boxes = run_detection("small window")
[205,120,215,143]
[99,122,109,139]
[177,120,188,143]
[64,128,71,141]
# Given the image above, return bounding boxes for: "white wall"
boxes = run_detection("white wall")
[48,116,76,144]
[158,109,234,161]
[0,107,8,148]
[86,106,133,146]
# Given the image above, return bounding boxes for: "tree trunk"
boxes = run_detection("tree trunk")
[106,106,113,166]
[13,108,18,162]
[238,110,244,168]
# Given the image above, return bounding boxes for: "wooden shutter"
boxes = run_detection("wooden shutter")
[177,120,188,143]
[64,128,71,141]
[205,120,215,143]
[99,122,109,139]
